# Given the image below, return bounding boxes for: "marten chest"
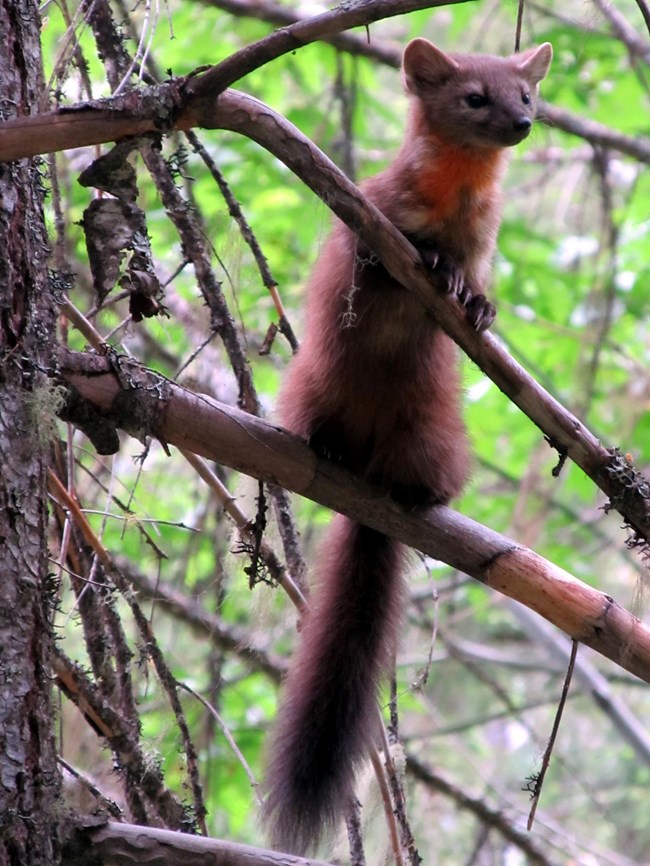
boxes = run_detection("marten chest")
[403,146,506,267]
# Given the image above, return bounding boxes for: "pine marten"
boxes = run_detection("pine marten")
[263,37,553,854]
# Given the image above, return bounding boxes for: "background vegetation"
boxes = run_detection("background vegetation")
[32,0,650,863]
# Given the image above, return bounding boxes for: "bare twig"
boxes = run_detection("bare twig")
[526,640,578,830]
[368,747,405,866]
[49,469,209,833]
[178,681,263,806]
[58,757,124,820]
[200,0,407,65]
[505,601,650,766]
[634,0,650,37]
[345,797,366,866]
[180,448,305,609]
[514,0,525,52]
[380,714,419,865]
[121,564,286,683]
[591,0,650,64]
[185,129,299,354]
[536,99,650,163]
[142,141,261,415]
[53,648,189,828]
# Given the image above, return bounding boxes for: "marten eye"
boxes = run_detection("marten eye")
[465,93,488,109]
[522,92,531,105]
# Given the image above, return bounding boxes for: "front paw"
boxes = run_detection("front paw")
[465,294,496,332]
[406,235,496,332]
[436,257,466,300]
[413,240,465,298]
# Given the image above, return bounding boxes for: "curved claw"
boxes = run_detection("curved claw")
[455,281,473,307]
[444,264,465,298]
[419,246,440,270]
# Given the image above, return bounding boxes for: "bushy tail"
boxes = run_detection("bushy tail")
[262,516,405,854]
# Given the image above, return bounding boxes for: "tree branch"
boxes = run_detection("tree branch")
[123,564,286,683]
[57,349,650,685]
[505,600,650,766]
[65,819,335,866]
[53,648,190,829]
[194,0,650,163]
[186,0,471,100]
[183,90,650,545]
[3,0,650,165]
[199,0,406,65]
[536,100,650,163]
[4,85,650,541]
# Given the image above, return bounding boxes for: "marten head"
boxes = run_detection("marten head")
[402,38,553,150]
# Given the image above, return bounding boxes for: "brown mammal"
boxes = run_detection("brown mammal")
[263,38,553,854]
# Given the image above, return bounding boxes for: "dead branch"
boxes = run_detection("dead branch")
[64,819,335,866]
[57,348,650,684]
[506,601,650,765]
[53,648,190,829]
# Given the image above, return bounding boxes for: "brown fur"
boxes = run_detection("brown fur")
[263,38,552,854]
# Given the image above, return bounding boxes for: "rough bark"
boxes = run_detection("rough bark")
[0,0,61,860]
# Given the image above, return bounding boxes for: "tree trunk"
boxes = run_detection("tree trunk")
[0,0,61,860]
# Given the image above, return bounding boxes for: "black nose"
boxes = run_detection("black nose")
[513,116,532,133]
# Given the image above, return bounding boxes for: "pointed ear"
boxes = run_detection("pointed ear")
[515,43,553,85]
[402,38,459,94]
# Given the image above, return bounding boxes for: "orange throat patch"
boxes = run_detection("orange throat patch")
[415,138,505,223]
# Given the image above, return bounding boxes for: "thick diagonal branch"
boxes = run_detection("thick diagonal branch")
[58,349,650,685]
